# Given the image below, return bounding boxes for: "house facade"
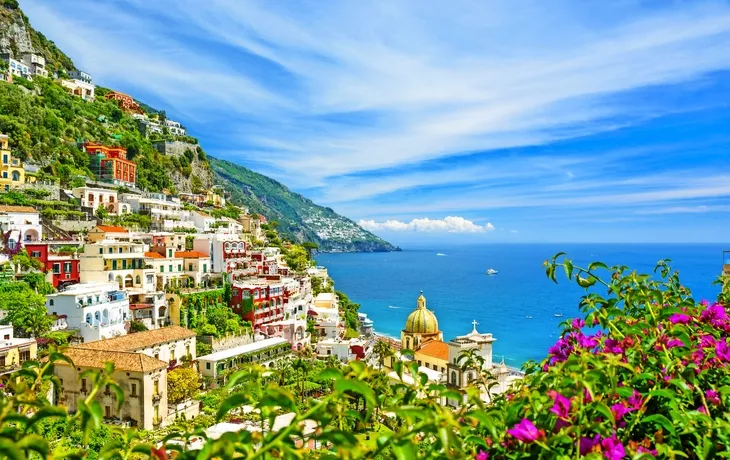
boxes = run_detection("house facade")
[25,241,82,289]
[0,134,25,191]
[105,91,143,114]
[84,143,136,187]
[72,186,130,214]
[0,325,37,375]
[79,240,156,293]
[0,205,42,250]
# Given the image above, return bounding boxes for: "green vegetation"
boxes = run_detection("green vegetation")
[210,157,397,252]
[337,290,361,331]
[167,366,200,404]
[0,280,52,337]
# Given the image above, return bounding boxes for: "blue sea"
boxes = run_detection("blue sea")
[318,244,725,367]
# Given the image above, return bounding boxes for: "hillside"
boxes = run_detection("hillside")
[211,158,398,252]
[0,1,397,252]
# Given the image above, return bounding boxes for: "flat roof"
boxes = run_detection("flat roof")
[197,337,289,362]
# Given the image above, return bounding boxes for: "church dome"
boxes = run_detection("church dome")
[405,291,440,334]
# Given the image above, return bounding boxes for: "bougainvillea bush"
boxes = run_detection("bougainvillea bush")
[1,255,728,459]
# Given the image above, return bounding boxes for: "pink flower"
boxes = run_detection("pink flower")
[577,332,600,349]
[603,338,624,354]
[637,446,658,456]
[706,389,720,405]
[507,419,542,443]
[701,303,728,327]
[572,318,585,329]
[475,450,488,460]
[666,338,685,349]
[627,390,644,411]
[548,390,571,419]
[669,313,691,324]
[716,339,730,362]
[579,435,601,455]
[610,403,631,423]
[700,334,716,348]
[601,435,625,460]
[698,406,708,414]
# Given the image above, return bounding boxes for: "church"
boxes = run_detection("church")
[387,291,523,406]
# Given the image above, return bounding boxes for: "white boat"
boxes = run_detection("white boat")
[485,268,498,275]
[554,313,563,318]
[525,315,533,319]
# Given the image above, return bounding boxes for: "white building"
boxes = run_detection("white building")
[0,205,42,249]
[45,283,130,343]
[315,337,368,363]
[60,78,95,101]
[193,233,246,273]
[21,53,48,77]
[68,70,92,83]
[197,337,290,386]
[261,317,310,351]
[72,187,130,214]
[120,193,182,220]
[0,53,30,79]
[163,119,186,136]
[191,212,216,233]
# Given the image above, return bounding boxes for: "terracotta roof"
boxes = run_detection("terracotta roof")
[77,326,196,352]
[417,340,449,361]
[175,251,209,258]
[95,225,128,233]
[61,347,166,373]
[0,205,37,213]
[144,251,164,259]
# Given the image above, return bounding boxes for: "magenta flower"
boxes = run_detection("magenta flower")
[700,334,716,348]
[579,434,601,455]
[610,403,631,423]
[627,390,644,411]
[637,446,658,456]
[669,313,691,324]
[577,332,600,349]
[572,318,585,329]
[601,435,625,460]
[603,338,624,354]
[706,389,720,405]
[716,339,730,362]
[698,406,708,414]
[475,450,488,460]
[548,336,574,364]
[507,419,541,443]
[666,338,685,349]
[548,390,571,419]
[700,303,728,327]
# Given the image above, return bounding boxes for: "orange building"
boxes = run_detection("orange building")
[84,143,136,186]
[105,90,143,114]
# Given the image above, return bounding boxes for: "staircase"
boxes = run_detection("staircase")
[41,217,73,241]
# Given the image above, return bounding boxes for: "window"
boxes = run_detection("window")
[189,264,193,271]
[81,379,87,391]
[118,247,123,254]
[2,172,7,179]
[130,383,138,397]
[105,406,111,418]
[30,251,41,258]
[178,264,182,272]
[203,264,207,273]
[49,299,54,306]
[170,349,175,361]
[206,362,211,370]
[2,154,7,164]
[0,356,5,367]
[153,380,159,396]
[11,171,19,181]
[64,262,72,273]
[52,263,60,274]
[160,266,164,273]
[99,248,103,255]
[168,265,173,273]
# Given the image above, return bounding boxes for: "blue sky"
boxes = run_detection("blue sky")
[22,0,730,244]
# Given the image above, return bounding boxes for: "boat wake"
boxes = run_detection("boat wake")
[436,253,447,256]
[388,305,401,309]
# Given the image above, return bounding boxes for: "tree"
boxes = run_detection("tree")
[129,320,148,333]
[373,340,394,369]
[302,242,319,259]
[95,206,109,220]
[167,367,200,404]
[0,288,53,337]
[11,252,43,273]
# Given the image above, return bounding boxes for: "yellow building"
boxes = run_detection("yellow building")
[0,325,37,374]
[0,134,25,191]
[400,292,449,374]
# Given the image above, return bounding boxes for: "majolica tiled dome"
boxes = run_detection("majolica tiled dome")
[405,291,439,334]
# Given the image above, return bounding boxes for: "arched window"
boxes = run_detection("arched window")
[11,171,19,181]
[451,372,457,385]
[406,337,411,350]
[85,313,92,324]
[135,275,141,285]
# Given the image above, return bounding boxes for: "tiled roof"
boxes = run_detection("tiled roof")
[0,205,37,213]
[61,347,166,373]
[175,251,209,258]
[417,340,449,361]
[144,252,164,259]
[77,326,196,352]
[95,225,128,233]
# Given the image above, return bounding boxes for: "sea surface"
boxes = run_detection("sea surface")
[317,244,726,367]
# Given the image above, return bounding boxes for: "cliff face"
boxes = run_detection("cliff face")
[153,141,216,193]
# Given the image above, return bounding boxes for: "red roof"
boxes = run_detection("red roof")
[417,340,449,361]
[144,252,164,259]
[96,225,128,233]
[175,251,209,259]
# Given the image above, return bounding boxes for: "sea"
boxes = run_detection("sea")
[317,244,726,367]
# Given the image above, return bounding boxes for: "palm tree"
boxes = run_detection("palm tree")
[373,339,394,369]
[291,357,311,401]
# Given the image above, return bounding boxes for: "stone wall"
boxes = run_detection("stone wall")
[20,182,60,200]
[200,333,255,352]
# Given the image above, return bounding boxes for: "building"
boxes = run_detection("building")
[21,53,48,77]
[76,326,196,368]
[163,119,186,136]
[25,241,83,289]
[79,240,156,293]
[0,53,31,79]
[45,283,129,343]
[68,70,92,83]
[86,225,130,243]
[175,251,212,287]
[193,234,247,273]
[0,325,37,375]
[72,186,130,214]
[197,337,290,386]
[0,205,42,250]
[315,337,369,363]
[105,91,143,114]
[231,279,285,329]
[84,143,136,187]
[54,347,167,429]
[60,78,95,101]
[120,193,182,221]
[0,134,25,191]
[260,317,310,351]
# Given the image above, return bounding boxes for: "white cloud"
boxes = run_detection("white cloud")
[358,216,495,233]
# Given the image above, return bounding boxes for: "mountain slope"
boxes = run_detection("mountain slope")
[211,158,398,252]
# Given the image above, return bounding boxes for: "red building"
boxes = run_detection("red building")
[84,143,136,186]
[230,280,285,328]
[105,91,143,114]
[25,242,81,289]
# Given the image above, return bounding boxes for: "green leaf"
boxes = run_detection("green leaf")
[16,434,48,457]
[215,393,249,421]
[335,379,376,408]
[642,414,676,436]
[25,407,67,432]
[393,440,416,460]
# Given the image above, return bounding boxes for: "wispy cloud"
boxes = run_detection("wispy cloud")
[359,217,495,233]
